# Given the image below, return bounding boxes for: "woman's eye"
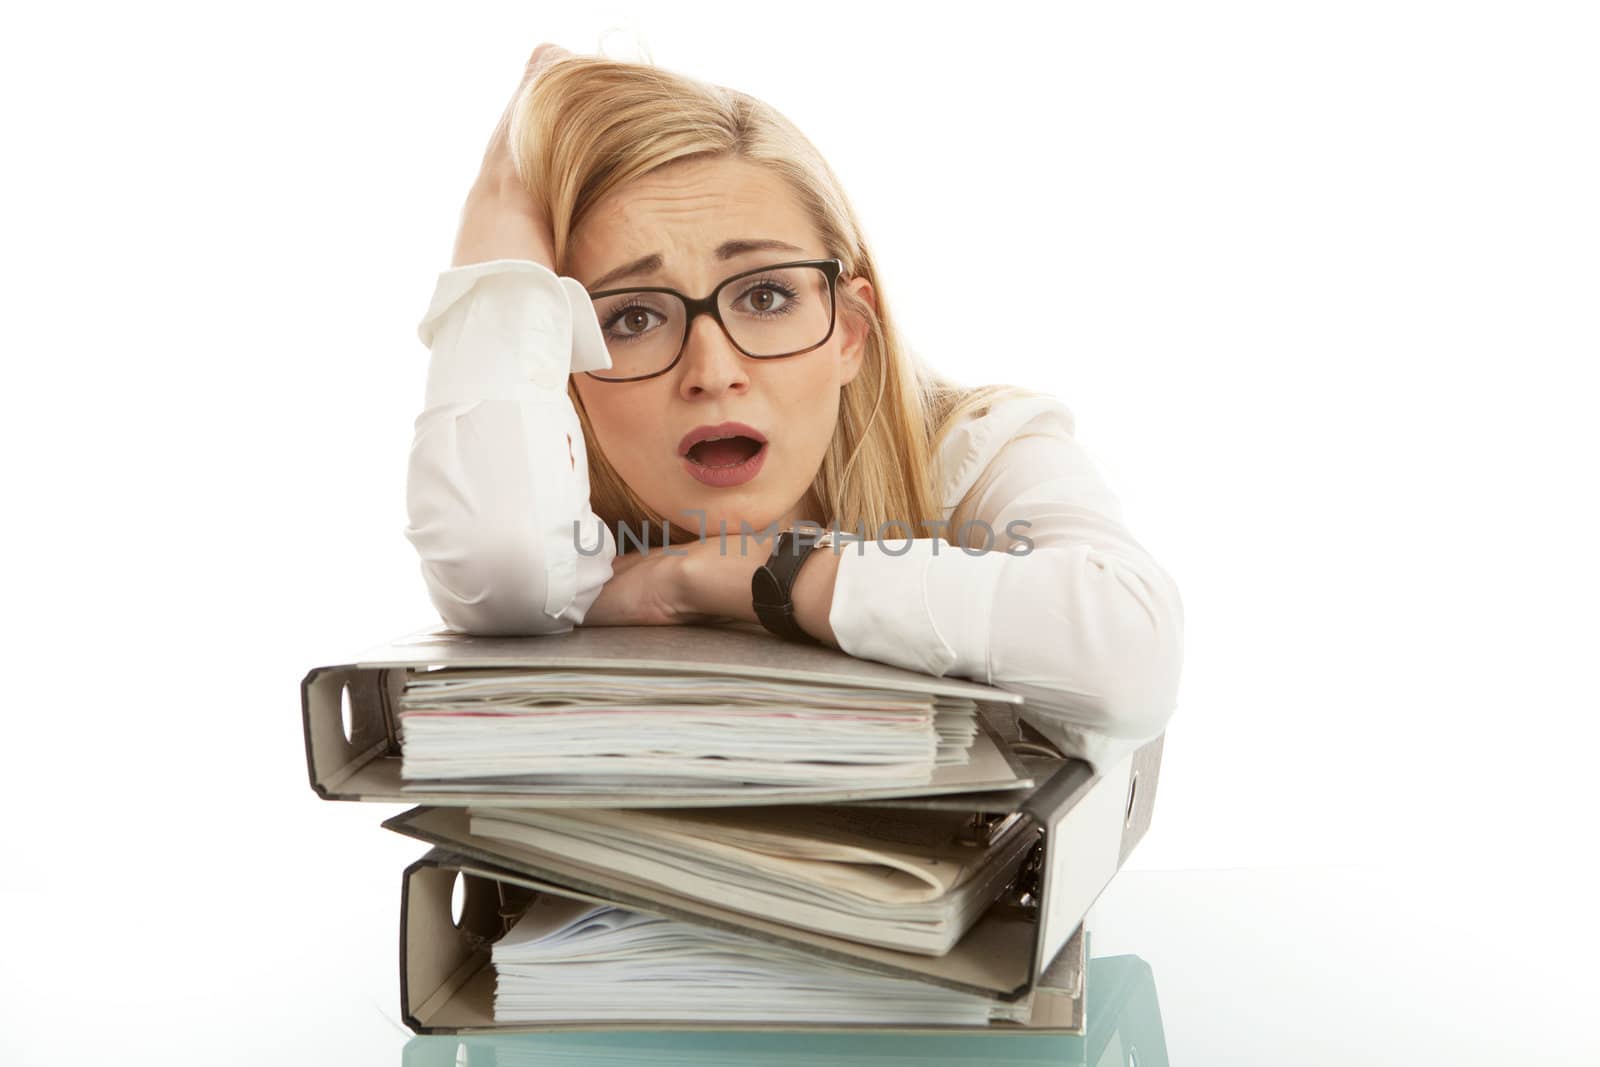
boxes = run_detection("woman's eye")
[737,284,792,315]
[607,306,662,338]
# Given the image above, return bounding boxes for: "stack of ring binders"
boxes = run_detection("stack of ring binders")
[301,621,1165,1035]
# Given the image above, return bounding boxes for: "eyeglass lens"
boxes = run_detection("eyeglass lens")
[588,264,833,380]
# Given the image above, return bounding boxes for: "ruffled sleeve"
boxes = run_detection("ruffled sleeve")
[403,259,617,634]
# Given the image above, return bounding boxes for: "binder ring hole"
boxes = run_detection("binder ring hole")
[339,683,354,745]
[1125,770,1140,828]
[450,872,467,928]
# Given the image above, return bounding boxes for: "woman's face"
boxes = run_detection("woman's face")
[569,155,874,538]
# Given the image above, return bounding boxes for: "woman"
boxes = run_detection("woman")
[405,45,1184,770]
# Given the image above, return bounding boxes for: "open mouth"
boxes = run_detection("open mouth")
[684,435,766,469]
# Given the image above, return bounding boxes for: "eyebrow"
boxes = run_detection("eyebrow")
[585,238,808,292]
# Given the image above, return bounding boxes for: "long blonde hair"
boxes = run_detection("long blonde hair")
[511,55,1036,545]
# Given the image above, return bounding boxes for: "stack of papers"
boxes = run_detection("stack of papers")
[468,804,1038,954]
[398,667,978,789]
[492,894,1032,1026]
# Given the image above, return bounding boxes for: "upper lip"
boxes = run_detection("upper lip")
[678,421,769,457]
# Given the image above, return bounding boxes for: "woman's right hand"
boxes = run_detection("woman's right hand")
[451,43,571,269]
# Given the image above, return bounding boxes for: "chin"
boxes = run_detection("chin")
[668,493,788,539]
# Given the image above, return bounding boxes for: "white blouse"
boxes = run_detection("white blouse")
[404,258,1185,771]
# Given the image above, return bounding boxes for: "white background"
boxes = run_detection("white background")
[2,1,1596,1063]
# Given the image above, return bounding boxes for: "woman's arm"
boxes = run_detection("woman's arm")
[404,44,618,636]
[404,243,617,635]
[674,398,1184,769]
[836,414,1183,766]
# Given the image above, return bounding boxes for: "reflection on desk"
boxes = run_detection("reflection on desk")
[400,953,1165,1067]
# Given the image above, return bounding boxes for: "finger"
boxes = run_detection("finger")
[525,43,571,83]
[492,44,566,134]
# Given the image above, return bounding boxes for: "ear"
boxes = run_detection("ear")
[837,274,876,388]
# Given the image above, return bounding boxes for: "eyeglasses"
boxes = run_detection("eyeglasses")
[584,258,845,383]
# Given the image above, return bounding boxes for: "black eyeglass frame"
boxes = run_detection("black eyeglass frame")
[583,258,846,383]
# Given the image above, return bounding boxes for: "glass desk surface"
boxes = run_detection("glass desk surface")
[4,862,1595,1066]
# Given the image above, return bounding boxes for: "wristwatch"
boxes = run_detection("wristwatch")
[751,528,834,644]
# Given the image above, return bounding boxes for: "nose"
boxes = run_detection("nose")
[676,311,750,401]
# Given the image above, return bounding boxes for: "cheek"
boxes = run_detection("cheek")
[767,359,845,467]
[574,382,667,478]
[793,380,841,436]
[788,357,844,422]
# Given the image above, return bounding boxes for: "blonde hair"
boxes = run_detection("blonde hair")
[511,55,1038,545]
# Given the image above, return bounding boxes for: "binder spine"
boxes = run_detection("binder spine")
[300,664,400,798]
[1024,736,1163,986]
[1119,734,1165,863]
[401,848,510,1033]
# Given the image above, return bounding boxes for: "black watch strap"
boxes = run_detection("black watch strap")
[751,529,829,643]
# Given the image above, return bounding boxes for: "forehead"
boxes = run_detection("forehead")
[570,156,818,288]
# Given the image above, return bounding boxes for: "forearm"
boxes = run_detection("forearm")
[816,402,1184,767]
[406,254,616,635]
[406,392,614,635]
[452,181,557,269]
[843,538,1183,734]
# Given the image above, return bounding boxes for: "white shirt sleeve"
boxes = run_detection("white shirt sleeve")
[826,399,1185,770]
[403,258,617,635]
